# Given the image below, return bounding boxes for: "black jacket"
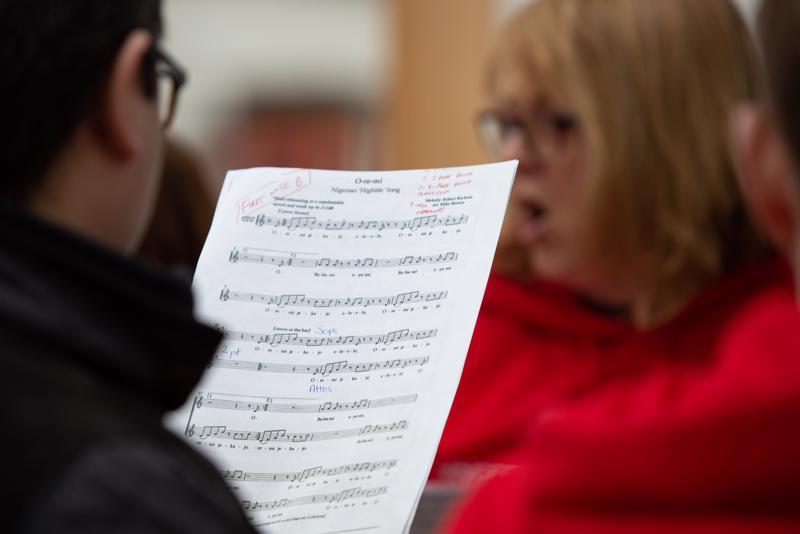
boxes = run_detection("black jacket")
[0,209,257,534]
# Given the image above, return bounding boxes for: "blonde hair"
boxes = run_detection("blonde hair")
[489,0,771,326]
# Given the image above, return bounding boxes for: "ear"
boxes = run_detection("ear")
[731,103,800,254]
[93,30,155,160]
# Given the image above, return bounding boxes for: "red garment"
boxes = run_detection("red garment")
[445,277,800,532]
[432,260,789,483]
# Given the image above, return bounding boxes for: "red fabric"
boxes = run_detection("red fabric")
[432,260,790,483]
[445,277,800,532]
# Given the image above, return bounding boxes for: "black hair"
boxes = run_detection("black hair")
[0,1,162,201]
[759,0,800,180]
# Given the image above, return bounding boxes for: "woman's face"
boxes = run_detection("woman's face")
[488,63,638,305]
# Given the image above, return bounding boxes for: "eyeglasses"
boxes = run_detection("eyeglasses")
[151,48,187,130]
[477,109,578,160]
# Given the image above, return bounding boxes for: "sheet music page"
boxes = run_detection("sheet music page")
[168,161,517,533]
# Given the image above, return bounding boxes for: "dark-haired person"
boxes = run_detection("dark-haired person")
[0,2,256,533]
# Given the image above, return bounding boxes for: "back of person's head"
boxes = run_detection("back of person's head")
[758,0,800,171]
[484,0,769,326]
[732,0,800,289]
[0,1,162,202]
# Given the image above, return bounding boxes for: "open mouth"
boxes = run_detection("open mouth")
[517,199,549,243]
[527,201,547,221]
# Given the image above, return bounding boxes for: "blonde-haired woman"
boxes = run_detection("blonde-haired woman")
[434,0,794,517]
[490,0,766,323]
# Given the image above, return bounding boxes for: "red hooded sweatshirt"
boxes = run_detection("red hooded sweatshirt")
[444,271,800,533]
[432,260,790,483]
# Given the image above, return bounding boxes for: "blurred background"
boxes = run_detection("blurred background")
[161,0,761,205]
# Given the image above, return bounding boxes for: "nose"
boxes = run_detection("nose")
[500,129,528,161]
[500,130,545,177]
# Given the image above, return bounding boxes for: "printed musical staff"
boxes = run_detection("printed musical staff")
[228,249,458,268]
[241,486,388,512]
[222,459,398,484]
[186,420,408,444]
[241,213,468,231]
[210,355,431,376]
[218,288,448,308]
[221,327,437,346]
[195,393,418,414]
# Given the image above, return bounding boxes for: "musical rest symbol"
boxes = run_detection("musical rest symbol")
[291,432,313,443]
[354,362,375,373]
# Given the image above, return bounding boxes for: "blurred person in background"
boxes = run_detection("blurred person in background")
[433,0,784,495]
[0,2,256,532]
[735,0,800,288]
[139,139,215,273]
[444,0,800,532]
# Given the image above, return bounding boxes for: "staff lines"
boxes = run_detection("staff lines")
[222,459,398,484]
[241,486,389,512]
[195,393,418,414]
[221,328,437,347]
[186,420,409,444]
[210,356,431,376]
[219,289,448,308]
[241,213,468,231]
[228,249,458,269]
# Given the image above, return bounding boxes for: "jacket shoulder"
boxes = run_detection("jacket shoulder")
[15,437,256,534]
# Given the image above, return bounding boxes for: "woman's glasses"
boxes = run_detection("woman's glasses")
[477,109,578,160]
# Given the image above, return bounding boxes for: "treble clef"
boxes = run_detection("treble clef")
[195,395,204,410]
[186,424,196,438]
[219,288,231,301]
[229,249,240,263]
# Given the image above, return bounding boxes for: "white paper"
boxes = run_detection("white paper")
[168,161,517,534]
